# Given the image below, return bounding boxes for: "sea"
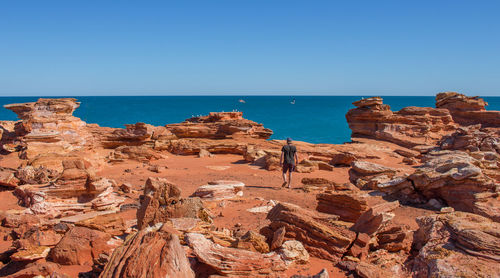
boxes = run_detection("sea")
[1,96,499,144]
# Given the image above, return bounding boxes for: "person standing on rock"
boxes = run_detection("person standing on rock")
[280,137,298,188]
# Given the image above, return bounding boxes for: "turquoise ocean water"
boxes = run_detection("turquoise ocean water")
[1,96,499,144]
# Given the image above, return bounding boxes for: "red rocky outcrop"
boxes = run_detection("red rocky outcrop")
[4,98,92,159]
[266,202,355,262]
[136,177,207,229]
[346,97,456,147]
[412,211,500,277]
[166,112,272,140]
[316,191,369,222]
[436,92,500,127]
[348,161,398,189]
[191,180,245,200]
[49,226,112,265]
[186,232,286,276]
[101,224,195,278]
[377,150,500,221]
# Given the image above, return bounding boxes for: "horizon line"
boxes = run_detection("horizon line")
[1,94,499,97]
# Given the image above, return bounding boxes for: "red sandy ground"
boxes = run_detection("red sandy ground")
[95,150,432,277]
[0,141,435,277]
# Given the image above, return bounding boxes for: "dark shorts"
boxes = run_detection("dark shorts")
[282,163,295,173]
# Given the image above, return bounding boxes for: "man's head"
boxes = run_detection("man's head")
[286,137,292,145]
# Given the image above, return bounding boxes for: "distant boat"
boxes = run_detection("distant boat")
[290,98,296,104]
[239,99,246,103]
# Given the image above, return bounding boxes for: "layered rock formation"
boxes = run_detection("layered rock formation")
[346,97,457,147]
[136,177,207,229]
[266,202,356,262]
[376,150,500,221]
[166,112,272,139]
[101,224,195,278]
[316,191,369,222]
[186,232,287,276]
[191,180,245,200]
[4,98,92,158]
[436,92,500,127]
[412,211,500,277]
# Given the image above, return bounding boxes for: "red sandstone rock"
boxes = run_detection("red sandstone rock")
[410,151,500,221]
[52,158,92,197]
[436,92,500,127]
[75,213,126,236]
[50,226,112,265]
[0,260,61,278]
[186,232,286,276]
[100,224,195,278]
[136,177,207,229]
[4,98,91,159]
[2,213,40,229]
[279,240,310,264]
[191,180,245,200]
[235,230,270,253]
[166,112,272,140]
[10,245,50,261]
[100,122,170,148]
[346,97,456,147]
[270,226,286,250]
[316,191,369,222]
[161,138,248,155]
[346,233,370,260]
[348,161,398,189]
[440,125,500,153]
[108,145,162,162]
[352,201,399,236]
[374,224,412,252]
[15,165,58,185]
[267,202,354,262]
[412,211,500,277]
[0,166,19,187]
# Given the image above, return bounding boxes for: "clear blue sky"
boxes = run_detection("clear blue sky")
[1,0,499,96]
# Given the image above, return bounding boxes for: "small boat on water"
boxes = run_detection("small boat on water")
[239,99,246,103]
[290,98,296,104]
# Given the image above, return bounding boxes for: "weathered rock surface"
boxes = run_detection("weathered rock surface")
[279,240,310,264]
[10,245,51,261]
[75,213,126,236]
[4,98,91,158]
[15,165,58,185]
[136,177,207,229]
[101,224,195,278]
[374,224,412,253]
[316,191,369,222]
[235,230,270,253]
[0,260,61,278]
[439,125,500,181]
[100,122,172,148]
[436,92,500,127]
[161,138,248,155]
[412,211,500,277]
[267,202,355,262]
[348,161,398,189]
[409,151,500,221]
[191,180,245,200]
[352,201,399,236]
[108,145,162,162]
[166,112,272,140]
[346,97,457,147]
[50,226,112,265]
[377,150,500,221]
[186,232,286,276]
[0,166,19,187]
